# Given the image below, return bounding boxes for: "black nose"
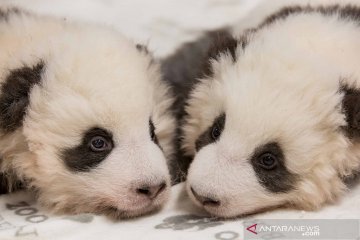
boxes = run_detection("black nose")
[190,187,221,207]
[136,182,166,199]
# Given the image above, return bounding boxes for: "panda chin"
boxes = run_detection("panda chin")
[101,203,163,219]
[201,200,287,219]
[90,190,169,219]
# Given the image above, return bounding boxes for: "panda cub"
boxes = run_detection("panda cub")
[166,2,360,217]
[0,7,175,218]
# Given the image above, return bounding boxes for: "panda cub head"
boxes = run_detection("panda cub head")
[182,5,360,218]
[1,9,175,218]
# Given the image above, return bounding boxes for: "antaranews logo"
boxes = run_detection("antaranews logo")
[244,219,359,240]
[246,224,257,235]
[248,223,320,236]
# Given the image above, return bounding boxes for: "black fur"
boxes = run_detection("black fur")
[161,29,239,123]
[162,29,240,183]
[202,31,241,77]
[162,30,233,118]
[161,31,224,183]
[260,4,360,28]
[195,113,225,152]
[0,171,24,195]
[341,84,360,139]
[0,61,44,133]
[250,142,298,193]
[61,127,114,172]
[0,172,10,194]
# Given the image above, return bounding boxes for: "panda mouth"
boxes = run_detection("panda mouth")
[88,188,169,219]
[101,204,161,219]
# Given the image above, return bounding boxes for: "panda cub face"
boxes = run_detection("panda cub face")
[23,44,172,218]
[0,9,174,218]
[182,5,360,218]
[185,70,346,217]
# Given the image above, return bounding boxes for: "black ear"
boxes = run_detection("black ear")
[342,85,360,138]
[0,61,44,132]
[201,30,240,77]
[207,31,239,62]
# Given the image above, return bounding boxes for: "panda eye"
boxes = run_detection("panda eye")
[89,136,111,152]
[258,153,278,170]
[211,124,221,140]
[210,115,225,141]
[195,113,225,151]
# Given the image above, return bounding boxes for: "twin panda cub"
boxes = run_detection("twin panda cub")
[2,0,360,220]
[165,0,360,218]
[0,7,174,218]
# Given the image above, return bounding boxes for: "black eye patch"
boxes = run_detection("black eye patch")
[195,113,225,152]
[61,127,114,172]
[250,142,298,193]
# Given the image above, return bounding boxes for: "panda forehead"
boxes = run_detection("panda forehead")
[42,28,157,95]
[48,54,154,92]
[42,58,157,117]
[192,79,336,149]
[203,4,360,85]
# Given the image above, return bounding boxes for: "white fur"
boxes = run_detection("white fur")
[0,7,175,218]
[183,2,360,218]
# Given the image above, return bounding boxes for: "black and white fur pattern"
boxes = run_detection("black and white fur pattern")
[0,6,176,218]
[161,30,233,183]
[167,0,360,218]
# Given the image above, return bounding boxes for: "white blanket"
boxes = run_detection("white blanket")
[6,0,262,58]
[1,182,360,240]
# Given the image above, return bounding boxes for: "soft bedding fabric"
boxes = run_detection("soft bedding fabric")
[1,182,360,240]
[5,0,262,58]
